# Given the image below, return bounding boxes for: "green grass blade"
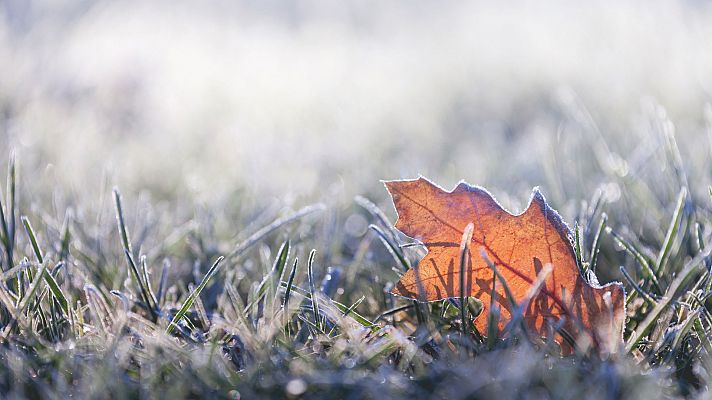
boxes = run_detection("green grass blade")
[282,257,299,334]
[626,248,709,353]
[589,213,607,271]
[607,227,662,294]
[227,204,324,260]
[573,221,585,274]
[278,281,375,329]
[246,240,290,313]
[655,187,687,277]
[19,216,69,316]
[283,257,298,308]
[157,258,171,307]
[19,263,48,313]
[114,189,158,320]
[487,306,500,350]
[370,224,411,271]
[355,195,393,229]
[459,222,474,336]
[670,309,700,355]
[342,296,365,318]
[140,255,159,312]
[123,249,157,320]
[5,155,15,268]
[696,222,712,294]
[619,266,656,306]
[113,188,133,257]
[59,210,72,262]
[0,262,30,282]
[21,216,43,264]
[273,240,291,283]
[42,263,69,316]
[225,283,250,333]
[307,249,321,330]
[375,304,413,322]
[694,318,712,356]
[167,256,225,334]
[0,184,9,270]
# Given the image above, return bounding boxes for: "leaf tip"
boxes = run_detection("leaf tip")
[529,186,548,207]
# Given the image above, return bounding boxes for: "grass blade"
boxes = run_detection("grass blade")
[114,189,158,320]
[113,188,133,257]
[20,216,69,316]
[140,255,159,312]
[167,256,225,334]
[626,247,710,353]
[157,258,171,307]
[669,308,700,354]
[3,155,15,269]
[19,263,48,313]
[589,213,607,271]
[283,257,299,309]
[619,266,656,306]
[607,227,662,295]
[573,221,586,274]
[282,257,299,333]
[307,250,320,329]
[655,187,687,277]
[124,250,157,320]
[227,204,324,260]
[459,222,474,336]
[59,210,72,262]
[21,216,43,264]
[278,281,375,329]
[42,263,69,316]
[370,224,411,271]
[342,296,366,318]
[245,240,290,313]
[0,183,9,270]
[355,195,397,242]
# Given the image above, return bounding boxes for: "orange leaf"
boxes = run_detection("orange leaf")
[385,177,625,355]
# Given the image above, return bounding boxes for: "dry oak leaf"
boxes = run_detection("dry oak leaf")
[385,177,625,355]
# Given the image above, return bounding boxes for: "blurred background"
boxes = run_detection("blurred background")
[1,0,712,281]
